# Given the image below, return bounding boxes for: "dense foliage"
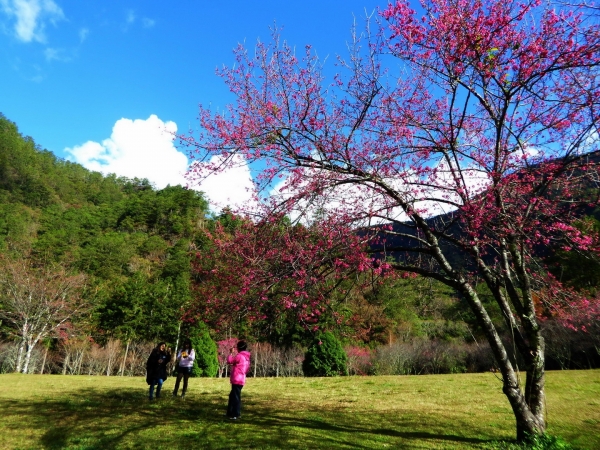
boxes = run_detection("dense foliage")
[303,332,348,377]
[189,322,219,377]
[0,113,209,351]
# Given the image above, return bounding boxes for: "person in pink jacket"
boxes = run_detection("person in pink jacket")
[226,340,251,420]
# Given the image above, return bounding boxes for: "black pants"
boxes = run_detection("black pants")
[173,366,192,396]
[227,384,243,418]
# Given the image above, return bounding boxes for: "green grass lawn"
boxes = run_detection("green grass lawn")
[0,370,598,449]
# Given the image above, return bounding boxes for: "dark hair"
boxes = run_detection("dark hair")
[156,341,166,349]
[182,339,192,350]
[236,340,247,351]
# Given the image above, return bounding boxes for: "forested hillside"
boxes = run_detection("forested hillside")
[0,113,212,374]
[0,113,598,377]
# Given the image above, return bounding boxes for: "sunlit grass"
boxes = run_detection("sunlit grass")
[0,370,598,449]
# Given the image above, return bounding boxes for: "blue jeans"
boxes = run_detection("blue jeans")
[149,378,164,399]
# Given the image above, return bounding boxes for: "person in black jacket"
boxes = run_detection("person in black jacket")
[146,342,170,400]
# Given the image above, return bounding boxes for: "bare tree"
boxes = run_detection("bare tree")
[0,256,87,374]
[104,339,121,376]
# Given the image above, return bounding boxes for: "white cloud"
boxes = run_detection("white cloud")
[78,27,88,43]
[66,116,257,211]
[186,150,490,223]
[187,154,258,213]
[44,46,69,61]
[142,17,155,28]
[65,115,189,190]
[0,0,64,43]
[126,9,135,24]
[266,156,491,226]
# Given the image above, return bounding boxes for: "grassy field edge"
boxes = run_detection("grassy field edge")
[0,370,598,449]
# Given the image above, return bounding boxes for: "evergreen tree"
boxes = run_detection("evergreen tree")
[189,322,218,377]
[303,332,347,377]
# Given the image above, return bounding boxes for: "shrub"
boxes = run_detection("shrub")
[345,346,373,375]
[0,342,18,373]
[189,322,218,377]
[489,433,574,450]
[302,332,347,377]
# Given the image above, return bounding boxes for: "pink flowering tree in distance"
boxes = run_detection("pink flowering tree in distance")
[184,0,600,439]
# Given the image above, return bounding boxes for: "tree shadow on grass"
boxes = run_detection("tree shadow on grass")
[1,387,499,449]
[240,405,496,449]
[1,387,219,449]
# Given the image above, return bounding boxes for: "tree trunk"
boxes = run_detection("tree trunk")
[15,335,26,373]
[175,322,181,356]
[76,349,84,375]
[460,282,546,440]
[522,335,546,439]
[22,338,35,374]
[40,346,48,374]
[119,339,131,376]
[253,349,257,378]
[506,377,546,442]
[15,320,29,373]
[105,340,119,376]
[62,353,70,375]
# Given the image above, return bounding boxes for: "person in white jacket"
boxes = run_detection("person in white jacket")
[172,339,195,398]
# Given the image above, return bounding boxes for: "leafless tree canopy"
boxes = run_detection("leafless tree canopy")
[0,256,88,373]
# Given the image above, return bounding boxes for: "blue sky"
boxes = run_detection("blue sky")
[0,0,383,209]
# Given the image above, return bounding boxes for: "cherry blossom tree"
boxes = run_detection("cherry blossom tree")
[190,214,375,336]
[0,256,88,374]
[184,0,600,440]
